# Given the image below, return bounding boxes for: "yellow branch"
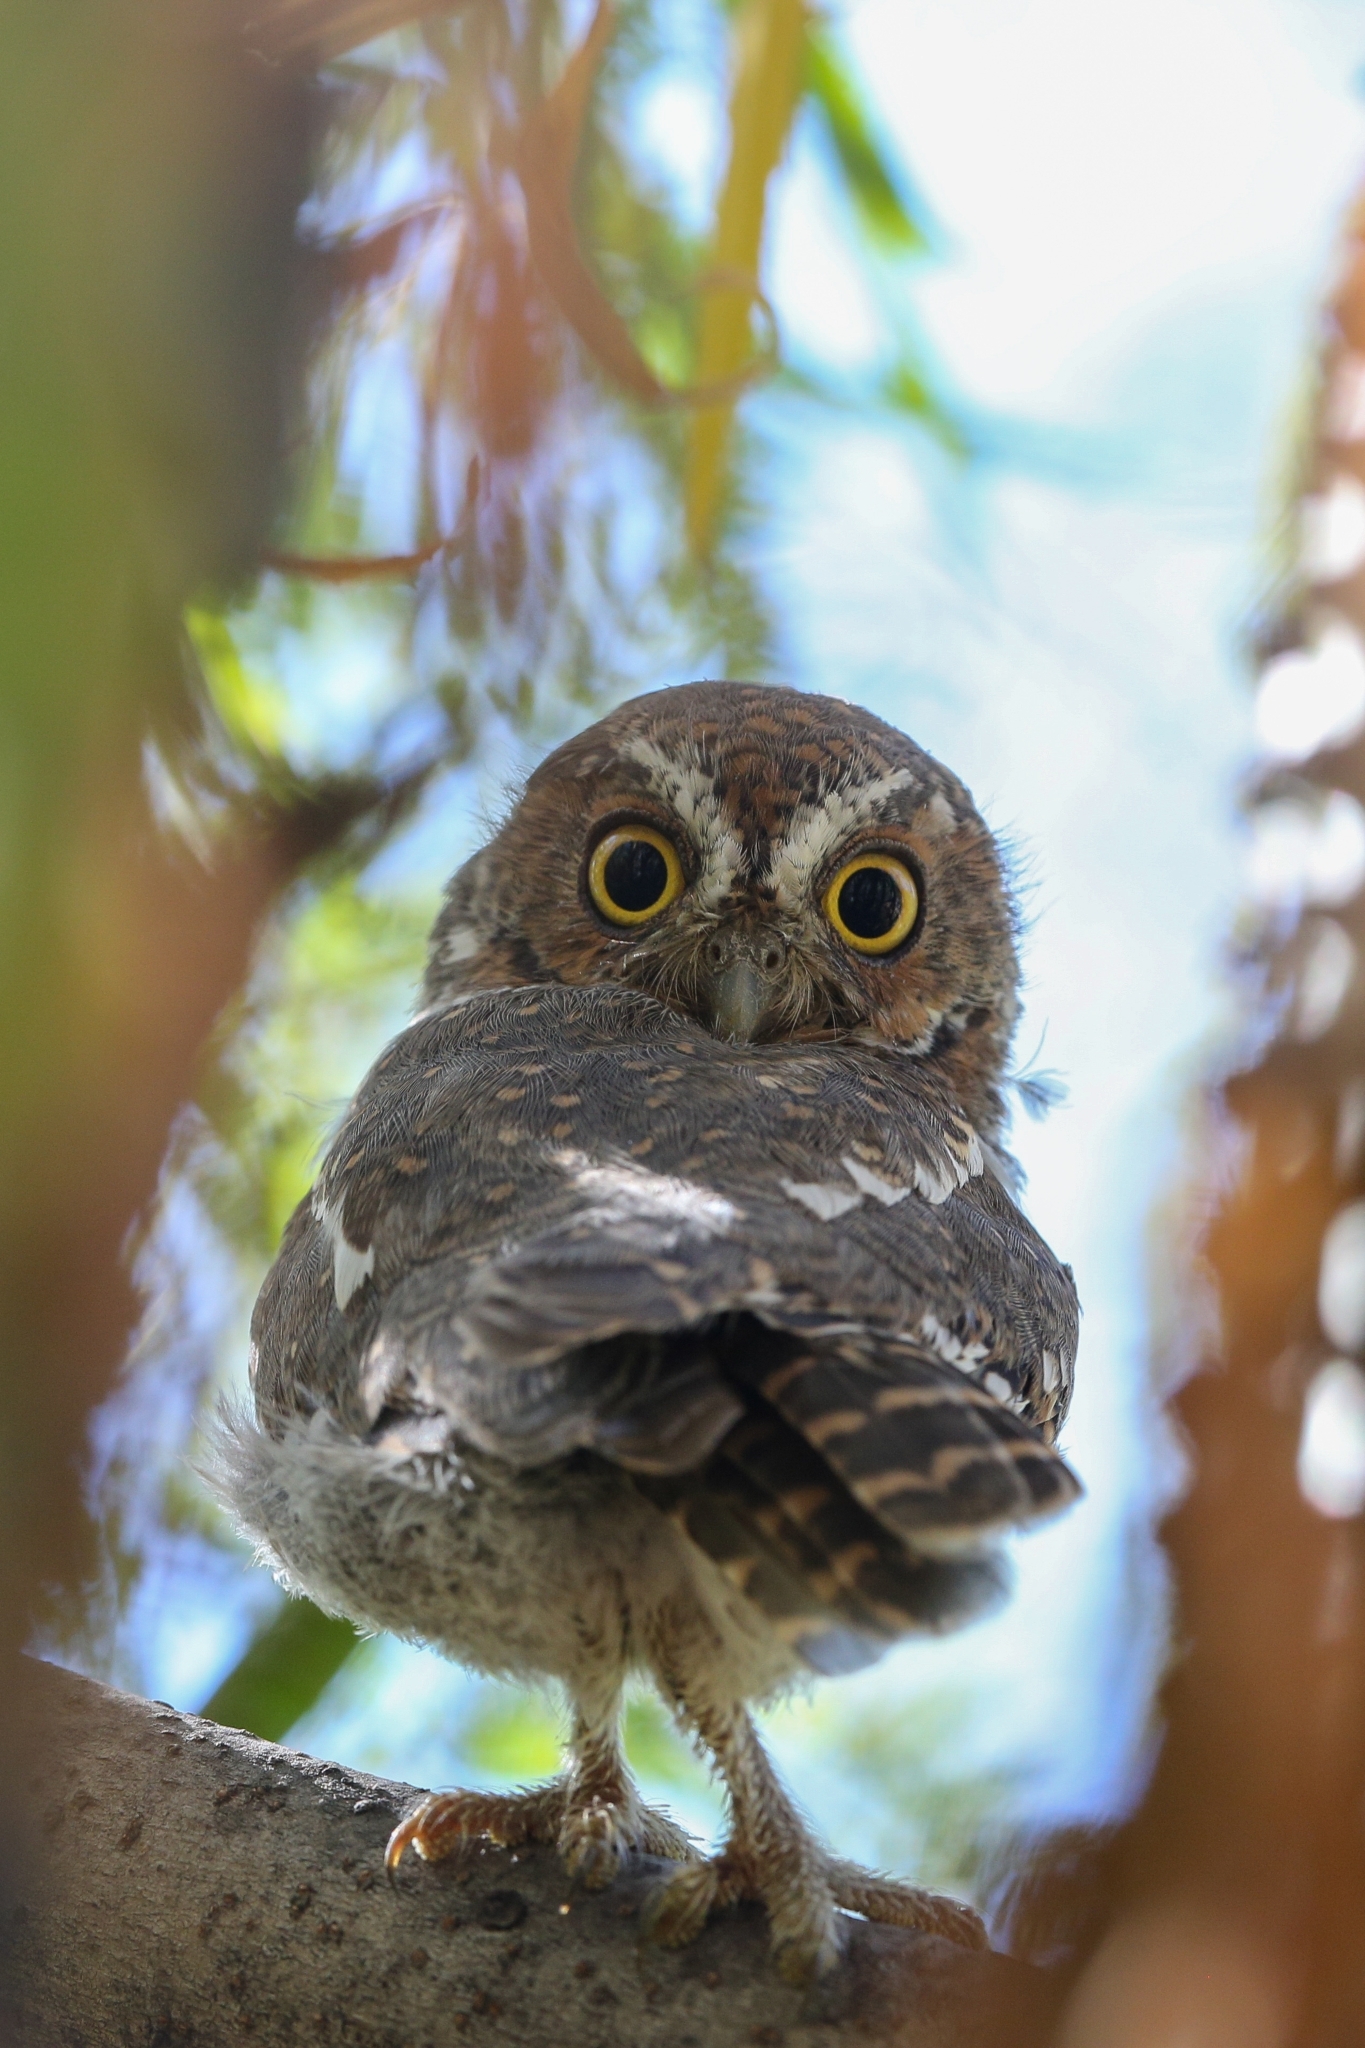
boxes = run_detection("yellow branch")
[686,0,807,556]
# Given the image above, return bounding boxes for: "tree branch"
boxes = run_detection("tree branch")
[4,1659,1057,2048]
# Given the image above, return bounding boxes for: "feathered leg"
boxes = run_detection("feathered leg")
[386,1670,694,1886]
[640,1596,986,1981]
[555,1667,697,1884]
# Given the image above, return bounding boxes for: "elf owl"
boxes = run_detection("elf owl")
[213,681,1080,1980]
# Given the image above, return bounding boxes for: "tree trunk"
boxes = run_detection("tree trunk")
[3,1659,1058,2048]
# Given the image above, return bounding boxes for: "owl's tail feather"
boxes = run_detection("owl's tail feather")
[638,1399,1006,1676]
[732,1331,1081,1544]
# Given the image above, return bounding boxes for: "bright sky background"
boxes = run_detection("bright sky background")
[633,0,1365,1841]
[111,0,1365,1879]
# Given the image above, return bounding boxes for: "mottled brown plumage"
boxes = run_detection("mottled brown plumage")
[212,682,1080,1980]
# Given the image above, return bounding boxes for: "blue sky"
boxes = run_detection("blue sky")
[734,0,1365,1831]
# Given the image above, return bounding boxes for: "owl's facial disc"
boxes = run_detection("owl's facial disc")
[576,800,936,1043]
[424,686,1019,1128]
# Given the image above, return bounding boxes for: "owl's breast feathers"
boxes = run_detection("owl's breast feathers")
[250,984,1080,1675]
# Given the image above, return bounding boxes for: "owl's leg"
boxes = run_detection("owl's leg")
[639,1602,985,1982]
[385,1675,695,1886]
[642,1695,841,1979]
[638,1596,839,1980]
[555,1670,697,1886]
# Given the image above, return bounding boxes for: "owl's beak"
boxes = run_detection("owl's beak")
[703,929,788,1042]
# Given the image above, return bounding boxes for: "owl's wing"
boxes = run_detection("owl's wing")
[251,987,1080,1665]
[375,1188,1077,1524]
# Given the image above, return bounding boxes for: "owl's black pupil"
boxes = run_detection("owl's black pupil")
[838,866,904,940]
[604,838,668,912]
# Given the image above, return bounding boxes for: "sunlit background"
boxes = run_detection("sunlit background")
[56,0,1365,1907]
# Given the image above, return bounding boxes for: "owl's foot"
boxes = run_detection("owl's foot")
[385,1776,696,1891]
[385,1781,562,1871]
[558,1785,697,1889]
[641,1613,986,1983]
[826,1854,987,1950]
[641,1842,985,1984]
[642,1840,841,1983]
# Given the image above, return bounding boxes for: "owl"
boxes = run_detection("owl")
[212,682,1080,1981]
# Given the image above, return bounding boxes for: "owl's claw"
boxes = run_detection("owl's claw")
[643,1845,841,1982]
[384,1777,695,1887]
[559,1791,698,1890]
[825,1856,988,1950]
[642,1843,984,1983]
[640,1852,740,1948]
[385,1782,565,1873]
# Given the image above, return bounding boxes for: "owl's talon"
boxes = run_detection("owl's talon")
[384,1813,420,1875]
[385,1779,695,1891]
[384,1784,564,1874]
[766,1873,844,1983]
[643,1847,841,1980]
[560,1790,697,1889]
[641,1854,732,1948]
[825,1856,988,1950]
[641,1838,977,1981]
[773,1923,844,1987]
[559,1797,632,1889]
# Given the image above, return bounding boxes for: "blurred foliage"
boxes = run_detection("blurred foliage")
[803,26,931,257]
[464,1687,565,1781]
[768,1684,1015,1897]
[202,875,433,1262]
[204,1600,361,1742]
[58,0,983,1897]
[684,0,805,551]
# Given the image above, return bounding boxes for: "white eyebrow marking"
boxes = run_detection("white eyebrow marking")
[622,735,744,909]
[765,768,917,910]
[780,1179,864,1220]
[312,1190,376,1310]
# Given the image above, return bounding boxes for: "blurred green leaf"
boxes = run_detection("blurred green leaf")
[187,606,289,759]
[770,1684,1013,1892]
[685,0,806,554]
[804,29,931,255]
[623,1688,711,1795]
[463,1688,563,1779]
[203,1597,361,1741]
[202,874,431,1261]
[882,356,972,458]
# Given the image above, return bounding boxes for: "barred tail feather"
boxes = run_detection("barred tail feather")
[734,1338,1080,1543]
[639,1402,1007,1677]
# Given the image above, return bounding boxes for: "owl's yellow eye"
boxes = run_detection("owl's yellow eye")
[824,853,920,956]
[587,826,686,926]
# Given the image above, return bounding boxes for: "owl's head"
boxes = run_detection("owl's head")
[425,683,1019,1134]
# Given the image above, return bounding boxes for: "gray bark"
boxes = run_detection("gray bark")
[3,1659,1057,2048]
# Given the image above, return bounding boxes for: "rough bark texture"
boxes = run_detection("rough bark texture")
[3,1660,1058,2048]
